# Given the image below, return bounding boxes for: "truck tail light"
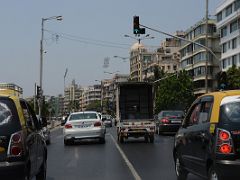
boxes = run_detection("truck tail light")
[8,131,24,157]
[216,128,234,154]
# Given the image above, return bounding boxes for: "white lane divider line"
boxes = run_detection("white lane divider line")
[110,134,142,180]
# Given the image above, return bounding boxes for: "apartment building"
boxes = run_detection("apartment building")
[216,0,240,71]
[64,80,83,113]
[80,85,101,111]
[179,18,221,95]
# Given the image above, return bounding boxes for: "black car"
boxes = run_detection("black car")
[0,91,47,180]
[156,110,184,134]
[173,90,240,180]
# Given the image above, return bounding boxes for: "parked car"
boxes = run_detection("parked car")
[0,85,47,180]
[63,111,106,145]
[156,110,184,134]
[173,90,240,180]
[102,114,113,127]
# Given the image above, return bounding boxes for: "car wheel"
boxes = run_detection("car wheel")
[99,137,105,144]
[149,135,154,143]
[119,135,124,143]
[64,139,70,146]
[144,136,149,143]
[175,155,188,180]
[208,166,221,180]
[36,159,47,180]
[46,139,50,145]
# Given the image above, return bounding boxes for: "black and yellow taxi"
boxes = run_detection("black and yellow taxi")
[0,84,47,180]
[173,90,240,180]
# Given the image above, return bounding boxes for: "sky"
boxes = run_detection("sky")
[0,0,222,97]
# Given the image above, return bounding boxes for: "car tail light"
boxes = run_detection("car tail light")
[219,131,230,141]
[94,121,102,127]
[65,124,72,129]
[8,131,24,157]
[219,144,232,154]
[216,128,234,154]
[161,118,169,124]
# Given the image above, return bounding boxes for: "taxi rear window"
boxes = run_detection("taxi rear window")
[220,101,240,123]
[0,97,21,135]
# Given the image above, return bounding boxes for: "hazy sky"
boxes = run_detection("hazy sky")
[0,0,221,97]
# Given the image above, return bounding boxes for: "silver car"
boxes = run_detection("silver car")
[63,111,106,145]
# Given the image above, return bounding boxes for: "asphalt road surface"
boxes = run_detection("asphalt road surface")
[46,126,202,180]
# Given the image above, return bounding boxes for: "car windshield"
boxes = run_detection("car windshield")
[69,113,98,121]
[162,111,183,117]
[220,101,240,123]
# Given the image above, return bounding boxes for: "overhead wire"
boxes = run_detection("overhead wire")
[44,29,160,50]
[44,29,130,49]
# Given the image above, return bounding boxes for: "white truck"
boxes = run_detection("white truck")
[116,82,155,143]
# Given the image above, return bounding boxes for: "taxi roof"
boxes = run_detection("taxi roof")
[0,89,22,100]
[200,90,240,99]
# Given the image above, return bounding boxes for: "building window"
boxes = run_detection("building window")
[232,55,237,65]
[222,43,227,53]
[221,26,227,37]
[222,59,227,69]
[235,0,240,11]
[228,58,231,66]
[230,20,238,33]
[173,65,177,71]
[167,65,171,70]
[232,38,237,49]
[226,4,233,17]
[217,11,222,22]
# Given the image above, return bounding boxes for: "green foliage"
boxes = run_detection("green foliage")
[85,100,101,112]
[226,65,240,90]
[154,70,195,113]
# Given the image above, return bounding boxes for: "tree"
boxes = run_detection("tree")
[154,70,194,113]
[85,100,101,112]
[226,65,240,90]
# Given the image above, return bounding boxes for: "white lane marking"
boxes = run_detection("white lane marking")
[110,134,142,180]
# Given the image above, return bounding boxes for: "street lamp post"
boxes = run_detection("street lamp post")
[95,80,103,112]
[124,34,154,81]
[39,15,62,118]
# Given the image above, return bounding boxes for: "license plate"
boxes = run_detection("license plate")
[171,120,181,123]
[75,125,90,128]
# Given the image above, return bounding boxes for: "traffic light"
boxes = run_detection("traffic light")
[36,85,41,99]
[133,16,145,35]
[133,16,140,34]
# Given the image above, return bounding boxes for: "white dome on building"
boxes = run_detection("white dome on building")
[130,42,145,51]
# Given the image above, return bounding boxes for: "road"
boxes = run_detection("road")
[46,126,202,180]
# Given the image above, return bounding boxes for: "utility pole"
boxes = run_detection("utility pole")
[205,0,209,93]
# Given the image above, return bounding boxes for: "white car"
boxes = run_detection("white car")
[63,111,106,145]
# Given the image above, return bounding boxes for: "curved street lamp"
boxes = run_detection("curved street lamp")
[39,15,62,118]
